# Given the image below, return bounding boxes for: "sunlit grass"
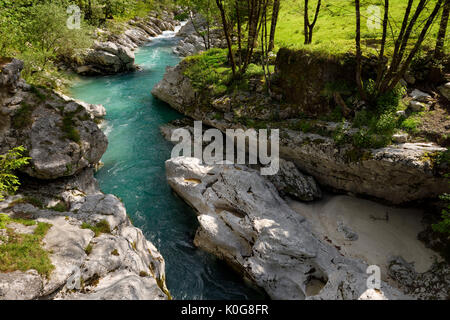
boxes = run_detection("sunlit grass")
[273,0,445,57]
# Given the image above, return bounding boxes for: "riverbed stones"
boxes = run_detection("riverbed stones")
[388,257,450,300]
[165,156,410,300]
[392,133,408,144]
[70,11,179,75]
[410,89,432,103]
[409,100,427,112]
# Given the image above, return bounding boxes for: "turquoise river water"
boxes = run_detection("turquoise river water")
[71,32,264,299]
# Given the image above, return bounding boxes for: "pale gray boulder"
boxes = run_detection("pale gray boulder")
[0,169,170,300]
[165,157,410,300]
[268,159,322,201]
[0,59,108,180]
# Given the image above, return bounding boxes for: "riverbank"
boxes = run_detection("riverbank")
[69,29,265,300]
[0,58,170,299]
[152,24,450,299]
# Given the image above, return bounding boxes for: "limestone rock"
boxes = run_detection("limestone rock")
[69,13,179,76]
[0,169,170,300]
[165,157,409,300]
[0,270,43,300]
[410,89,432,103]
[267,159,322,201]
[409,100,427,112]
[154,64,449,204]
[392,133,408,144]
[0,60,108,180]
[438,82,450,101]
[152,64,196,111]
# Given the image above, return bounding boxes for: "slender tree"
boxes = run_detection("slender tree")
[434,0,450,60]
[355,0,366,100]
[216,0,237,76]
[268,0,280,51]
[304,0,321,45]
[355,0,444,103]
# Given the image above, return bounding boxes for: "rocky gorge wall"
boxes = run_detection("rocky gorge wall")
[66,11,180,75]
[151,62,449,204]
[0,58,170,299]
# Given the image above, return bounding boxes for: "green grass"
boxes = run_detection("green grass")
[85,243,93,255]
[183,48,276,96]
[0,213,54,277]
[81,220,111,237]
[8,196,44,209]
[400,114,422,133]
[62,114,81,143]
[47,201,68,212]
[12,103,34,129]
[274,0,445,56]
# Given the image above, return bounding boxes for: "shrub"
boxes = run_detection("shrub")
[12,103,34,129]
[0,147,31,201]
[81,220,111,237]
[62,115,81,143]
[433,175,450,235]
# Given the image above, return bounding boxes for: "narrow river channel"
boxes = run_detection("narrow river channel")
[70,29,264,300]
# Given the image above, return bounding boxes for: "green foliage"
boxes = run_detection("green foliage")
[12,103,34,129]
[184,48,231,94]
[62,114,81,143]
[433,175,450,235]
[365,80,406,114]
[81,220,111,237]
[22,2,92,66]
[85,243,93,255]
[400,115,422,133]
[9,196,44,209]
[0,213,54,277]
[48,201,68,212]
[0,147,31,201]
[174,12,189,21]
[274,0,444,56]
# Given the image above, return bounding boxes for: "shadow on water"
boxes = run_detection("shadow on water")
[70,36,266,300]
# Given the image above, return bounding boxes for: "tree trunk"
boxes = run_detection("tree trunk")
[304,0,321,44]
[384,0,443,93]
[268,0,280,52]
[375,0,389,91]
[236,0,243,71]
[355,0,367,101]
[434,0,450,60]
[304,0,309,44]
[216,0,237,76]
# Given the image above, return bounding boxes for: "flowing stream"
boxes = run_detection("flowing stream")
[70,29,264,299]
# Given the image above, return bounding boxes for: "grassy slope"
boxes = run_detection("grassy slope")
[274,0,446,56]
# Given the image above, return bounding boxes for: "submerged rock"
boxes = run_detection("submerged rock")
[165,156,409,300]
